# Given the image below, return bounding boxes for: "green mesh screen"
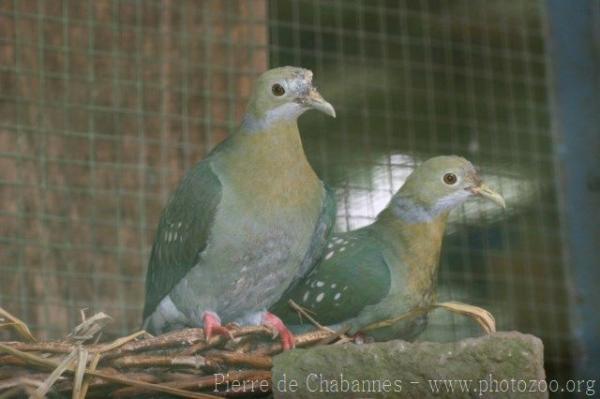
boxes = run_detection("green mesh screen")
[269,0,574,381]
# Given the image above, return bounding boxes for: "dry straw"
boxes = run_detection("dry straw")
[0,302,493,398]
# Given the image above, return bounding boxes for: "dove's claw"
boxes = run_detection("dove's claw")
[203,311,234,341]
[262,312,296,350]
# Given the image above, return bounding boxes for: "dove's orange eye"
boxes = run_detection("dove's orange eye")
[272,83,285,96]
[443,173,458,185]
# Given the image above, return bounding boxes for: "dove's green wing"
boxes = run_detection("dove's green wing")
[142,156,223,320]
[273,228,391,326]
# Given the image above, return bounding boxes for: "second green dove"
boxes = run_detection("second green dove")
[271,155,505,340]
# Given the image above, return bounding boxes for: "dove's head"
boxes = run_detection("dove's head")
[242,66,335,132]
[388,156,505,223]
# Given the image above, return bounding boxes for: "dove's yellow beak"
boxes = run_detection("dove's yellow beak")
[305,87,336,118]
[471,183,506,208]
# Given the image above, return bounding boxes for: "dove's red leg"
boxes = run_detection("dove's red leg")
[202,311,233,341]
[350,332,370,345]
[262,312,296,350]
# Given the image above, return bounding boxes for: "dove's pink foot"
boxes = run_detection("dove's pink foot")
[350,332,374,345]
[351,332,367,344]
[202,311,233,341]
[262,312,296,350]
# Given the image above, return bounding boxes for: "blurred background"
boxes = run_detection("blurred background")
[1,0,598,386]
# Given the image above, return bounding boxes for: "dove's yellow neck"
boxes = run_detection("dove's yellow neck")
[217,119,323,211]
[375,209,449,302]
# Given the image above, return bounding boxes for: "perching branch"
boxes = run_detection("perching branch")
[0,304,495,398]
[0,310,342,398]
[0,344,221,399]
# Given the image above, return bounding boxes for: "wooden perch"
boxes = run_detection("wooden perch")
[0,307,342,398]
[0,302,495,398]
[0,343,220,399]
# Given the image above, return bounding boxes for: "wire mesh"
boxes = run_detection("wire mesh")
[0,0,268,336]
[0,0,576,383]
[269,0,574,381]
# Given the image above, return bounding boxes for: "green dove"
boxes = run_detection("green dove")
[142,67,337,350]
[271,155,505,340]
